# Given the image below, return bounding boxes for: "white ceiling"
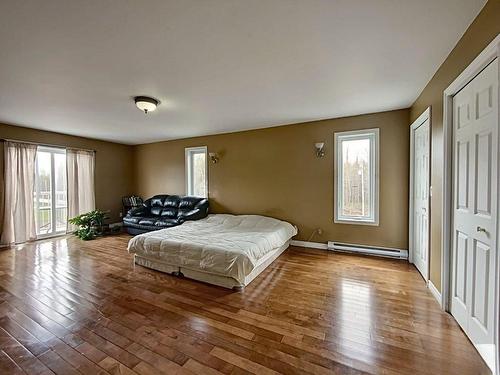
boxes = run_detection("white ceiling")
[0,0,486,145]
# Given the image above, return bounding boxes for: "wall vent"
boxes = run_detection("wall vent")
[327,241,408,260]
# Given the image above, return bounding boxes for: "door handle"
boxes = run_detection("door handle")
[477,226,487,233]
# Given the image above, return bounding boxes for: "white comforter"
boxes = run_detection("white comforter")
[127,214,297,283]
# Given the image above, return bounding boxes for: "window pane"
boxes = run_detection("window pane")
[192,152,206,197]
[34,148,67,236]
[186,147,207,198]
[341,138,371,219]
[35,151,52,235]
[54,152,67,232]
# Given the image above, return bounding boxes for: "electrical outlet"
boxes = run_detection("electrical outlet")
[317,228,323,236]
[119,211,123,218]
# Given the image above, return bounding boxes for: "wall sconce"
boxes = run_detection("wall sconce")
[315,142,325,158]
[209,152,219,164]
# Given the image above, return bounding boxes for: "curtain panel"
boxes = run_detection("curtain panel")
[66,149,96,232]
[1,141,38,245]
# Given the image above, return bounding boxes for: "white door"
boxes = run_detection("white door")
[451,58,498,368]
[412,118,430,280]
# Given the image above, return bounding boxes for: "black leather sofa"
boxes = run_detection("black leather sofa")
[123,195,209,235]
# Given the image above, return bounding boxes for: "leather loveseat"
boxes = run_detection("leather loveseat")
[123,195,209,235]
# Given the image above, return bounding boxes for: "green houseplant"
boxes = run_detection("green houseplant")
[69,210,109,240]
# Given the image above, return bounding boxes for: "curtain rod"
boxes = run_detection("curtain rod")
[1,138,96,153]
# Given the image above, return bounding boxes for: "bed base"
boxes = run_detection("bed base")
[133,240,290,290]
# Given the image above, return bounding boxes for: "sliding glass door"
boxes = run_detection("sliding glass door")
[34,146,67,237]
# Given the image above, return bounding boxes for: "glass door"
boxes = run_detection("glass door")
[35,146,67,237]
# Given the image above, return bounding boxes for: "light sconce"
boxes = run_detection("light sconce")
[315,142,325,158]
[209,152,219,164]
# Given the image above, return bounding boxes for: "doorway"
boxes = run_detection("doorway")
[34,146,67,237]
[409,108,430,281]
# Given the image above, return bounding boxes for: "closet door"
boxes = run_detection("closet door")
[412,118,430,280]
[451,59,498,361]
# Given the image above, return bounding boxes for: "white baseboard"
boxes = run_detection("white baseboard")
[290,240,328,250]
[427,280,442,307]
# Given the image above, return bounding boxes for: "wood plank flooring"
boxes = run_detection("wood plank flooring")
[0,234,490,374]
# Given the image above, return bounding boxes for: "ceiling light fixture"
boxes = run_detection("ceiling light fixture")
[134,96,159,114]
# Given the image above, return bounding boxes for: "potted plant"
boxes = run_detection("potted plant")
[68,209,109,240]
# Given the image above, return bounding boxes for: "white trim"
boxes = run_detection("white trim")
[333,128,380,226]
[408,107,431,281]
[427,280,442,307]
[442,33,500,375]
[184,146,208,198]
[290,240,328,250]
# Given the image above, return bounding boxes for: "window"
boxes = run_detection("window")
[34,146,67,236]
[334,129,379,225]
[185,146,208,197]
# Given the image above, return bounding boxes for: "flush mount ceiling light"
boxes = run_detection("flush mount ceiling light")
[134,96,159,114]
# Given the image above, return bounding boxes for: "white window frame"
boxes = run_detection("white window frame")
[334,128,379,226]
[185,146,208,198]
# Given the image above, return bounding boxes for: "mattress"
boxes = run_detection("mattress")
[127,214,297,284]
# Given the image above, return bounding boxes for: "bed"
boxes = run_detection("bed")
[127,214,297,289]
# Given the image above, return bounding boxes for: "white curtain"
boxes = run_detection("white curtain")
[66,149,95,232]
[1,141,38,245]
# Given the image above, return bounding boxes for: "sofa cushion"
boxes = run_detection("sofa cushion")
[161,208,177,218]
[177,208,192,217]
[138,217,158,226]
[155,218,179,227]
[123,216,141,224]
[150,197,165,207]
[150,207,162,216]
[164,195,181,208]
[179,196,202,209]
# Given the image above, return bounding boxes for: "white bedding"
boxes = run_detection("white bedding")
[127,214,297,284]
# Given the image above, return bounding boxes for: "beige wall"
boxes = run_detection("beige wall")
[134,109,410,249]
[0,123,134,233]
[410,0,500,291]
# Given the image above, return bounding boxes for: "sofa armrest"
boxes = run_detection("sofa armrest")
[178,208,205,222]
[195,199,209,212]
[127,206,147,217]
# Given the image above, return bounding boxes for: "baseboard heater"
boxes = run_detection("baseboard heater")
[327,241,408,260]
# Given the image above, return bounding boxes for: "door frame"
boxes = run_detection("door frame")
[409,107,431,281]
[442,34,500,373]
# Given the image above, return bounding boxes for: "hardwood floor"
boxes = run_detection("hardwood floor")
[0,234,490,375]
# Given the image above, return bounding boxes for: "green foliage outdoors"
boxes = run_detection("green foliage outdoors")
[68,210,109,240]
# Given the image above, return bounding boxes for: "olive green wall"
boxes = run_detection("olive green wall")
[0,123,134,235]
[410,0,500,291]
[133,109,410,249]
